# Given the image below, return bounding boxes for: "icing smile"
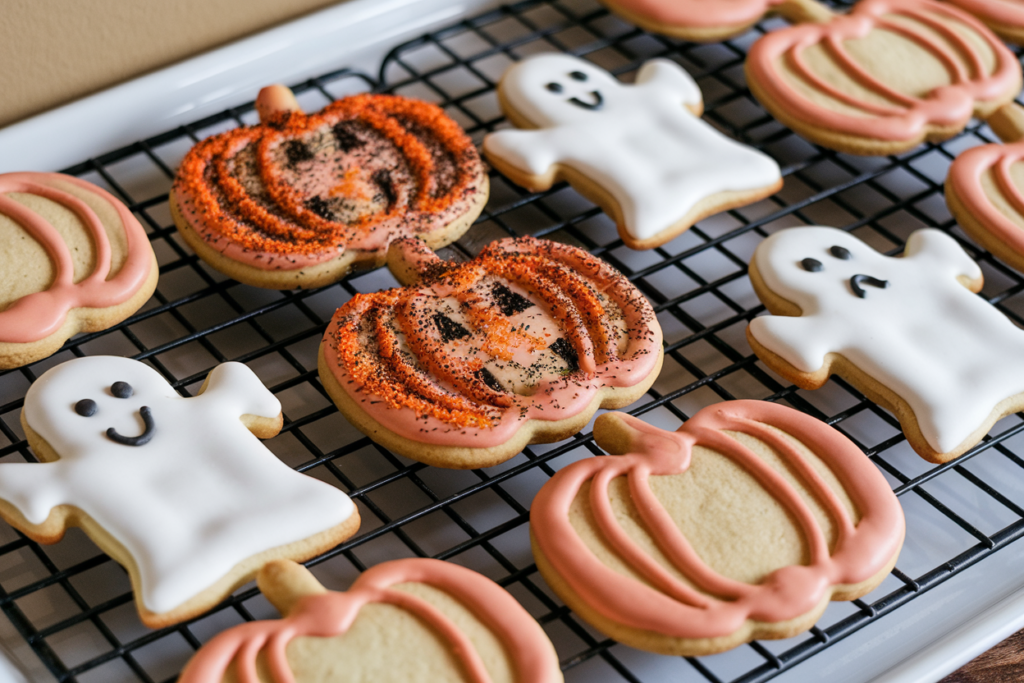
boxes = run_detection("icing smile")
[568,91,604,110]
[849,274,888,298]
[107,406,155,447]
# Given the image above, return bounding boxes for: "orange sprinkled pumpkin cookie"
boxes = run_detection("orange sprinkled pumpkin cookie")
[318,236,663,468]
[171,85,489,289]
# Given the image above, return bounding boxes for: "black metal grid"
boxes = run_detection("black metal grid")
[2,0,1024,680]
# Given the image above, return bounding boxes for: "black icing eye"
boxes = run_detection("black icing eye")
[569,71,588,81]
[801,258,823,272]
[829,245,852,260]
[75,399,97,417]
[546,82,563,93]
[111,382,133,399]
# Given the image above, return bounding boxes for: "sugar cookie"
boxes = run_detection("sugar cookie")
[179,559,562,683]
[482,54,782,250]
[0,356,359,628]
[530,401,904,655]
[746,225,1024,463]
[171,85,488,289]
[0,172,158,369]
[318,236,663,469]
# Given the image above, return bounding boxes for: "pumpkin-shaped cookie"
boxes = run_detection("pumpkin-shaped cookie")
[531,401,905,655]
[0,172,158,369]
[945,0,1024,43]
[179,559,563,683]
[171,85,488,290]
[318,236,663,468]
[745,0,1021,155]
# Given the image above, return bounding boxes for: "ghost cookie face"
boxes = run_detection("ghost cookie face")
[746,226,1024,463]
[0,172,158,369]
[530,402,904,656]
[179,559,563,683]
[319,236,663,469]
[482,54,782,251]
[0,356,359,628]
[171,85,488,290]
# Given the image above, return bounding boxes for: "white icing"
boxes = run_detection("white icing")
[482,53,782,241]
[3,357,354,615]
[748,226,1024,454]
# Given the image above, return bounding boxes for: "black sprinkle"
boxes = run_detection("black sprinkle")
[75,399,97,417]
[492,283,534,316]
[284,140,314,167]
[801,258,823,272]
[830,245,852,260]
[373,169,397,208]
[332,122,363,152]
[111,382,133,399]
[549,338,579,373]
[305,196,334,220]
[433,313,471,342]
[476,367,504,392]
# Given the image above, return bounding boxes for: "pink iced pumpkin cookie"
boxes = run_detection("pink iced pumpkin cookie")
[745,0,1021,155]
[179,558,563,683]
[0,172,158,369]
[530,400,904,655]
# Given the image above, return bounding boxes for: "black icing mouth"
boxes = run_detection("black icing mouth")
[107,406,155,447]
[568,91,603,110]
[849,274,889,298]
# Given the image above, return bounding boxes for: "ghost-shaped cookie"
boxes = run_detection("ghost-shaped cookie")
[482,53,783,250]
[0,356,359,628]
[747,226,1024,463]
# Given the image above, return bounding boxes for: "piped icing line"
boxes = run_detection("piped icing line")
[530,401,904,638]
[745,0,1021,142]
[179,558,561,683]
[0,173,152,344]
[172,93,485,271]
[948,140,1024,257]
[320,236,662,448]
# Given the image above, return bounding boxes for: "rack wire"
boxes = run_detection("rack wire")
[2,0,1024,680]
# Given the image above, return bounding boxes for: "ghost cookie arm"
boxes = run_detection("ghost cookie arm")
[902,229,983,292]
[196,362,283,438]
[748,315,836,388]
[482,128,565,189]
[634,58,704,114]
[0,461,70,539]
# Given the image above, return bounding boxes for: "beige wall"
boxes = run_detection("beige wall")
[0,0,346,128]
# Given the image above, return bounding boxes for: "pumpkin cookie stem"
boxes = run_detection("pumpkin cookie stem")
[387,237,445,285]
[777,0,836,24]
[257,560,327,614]
[255,84,304,122]
[989,102,1024,143]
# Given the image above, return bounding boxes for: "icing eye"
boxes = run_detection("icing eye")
[75,399,97,417]
[546,82,563,93]
[111,381,133,399]
[801,258,823,272]
[569,71,588,81]
[829,245,852,260]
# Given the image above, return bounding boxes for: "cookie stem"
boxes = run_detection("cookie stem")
[777,0,836,25]
[988,102,1024,143]
[255,84,304,123]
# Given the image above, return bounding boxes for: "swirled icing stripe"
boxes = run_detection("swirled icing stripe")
[0,173,153,344]
[530,400,904,638]
[746,0,1020,142]
[172,94,486,270]
[320,236,662,448]
[179,558,562,683]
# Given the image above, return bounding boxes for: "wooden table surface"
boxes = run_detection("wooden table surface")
[941,629,1024,682]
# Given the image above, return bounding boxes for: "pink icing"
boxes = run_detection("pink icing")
[178,558,561,683]
[746,0,1020,143]
[948,140,1024,258]
[0,173,153,344]
[530,400,905,638]
[607,0,784,28]
[946,0,1024,28]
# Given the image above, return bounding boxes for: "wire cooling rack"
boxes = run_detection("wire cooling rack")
[3,0,1024,681]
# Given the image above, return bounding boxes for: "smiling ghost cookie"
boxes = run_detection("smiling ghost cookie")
[0,356,359,628]
[179,558,563,683]
[171,85,488,289]
[319,235,663,469]
[530,401,904,656]
[747,226,1024,463]
[0,172,158,369]
[482,54,782,250]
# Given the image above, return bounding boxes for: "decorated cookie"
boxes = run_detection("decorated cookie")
[0,356,359,628]
[179,558,562,683]
[746,226,1024,463]
[530,401,904,656]
[319,236,663,469]
[945,0,1024,43]
[481,54,782,251]
[0,172,158,369]
[596,0,833,42]
[745,0,1022,156]
[171,85,488,289]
